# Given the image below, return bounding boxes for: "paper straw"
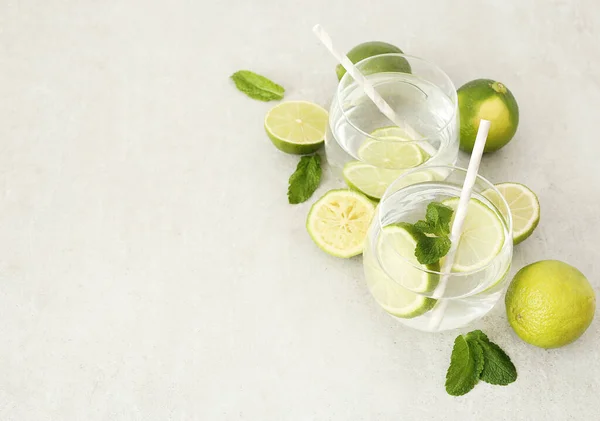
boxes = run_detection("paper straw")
[312,24,420,139]
[427,120,491,330]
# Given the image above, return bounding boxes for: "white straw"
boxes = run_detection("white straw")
[427,120,491,330]
[312,24,420,139]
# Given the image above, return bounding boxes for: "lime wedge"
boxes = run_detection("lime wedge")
[483,182,540,245]
[306,189,376,258]
[442,198,506,272]
[377,223,440,293]
[264,101,328,154]
[343,162,403,201]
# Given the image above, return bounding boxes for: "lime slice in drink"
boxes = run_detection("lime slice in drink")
[358,125,430,169]
[358,137,428,169]
[483,182,540,245]
[343,161,403,201]
[371,126,419,140]
[442,198,506,272]
[264,101,328,154]
[482,264,511,293]
[377,223,440,293]
[343,161,437,201]
[365,258,437,319]
[306,189,376,258]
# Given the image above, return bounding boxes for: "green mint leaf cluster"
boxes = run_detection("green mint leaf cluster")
[445,330,517,396]
[409,202,454,264]
[230,70,285,101]
[416,202,454,236]
[288,155,322,204]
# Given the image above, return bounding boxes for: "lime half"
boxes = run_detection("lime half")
[306,189,375,258]
[264,101,328,154]
[483,182,540,245]
[442,198,506,272]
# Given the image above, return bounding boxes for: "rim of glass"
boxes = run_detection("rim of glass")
[336,53,458,146]
[375,165,513,278]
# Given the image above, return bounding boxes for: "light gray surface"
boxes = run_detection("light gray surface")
[1,0,599,419]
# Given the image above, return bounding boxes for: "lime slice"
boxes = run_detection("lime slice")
[358,126,430,169]
[343,161,403,201]
[371,124,440,156]
[482,264,511,293]
[343,161,437,201]
[377,223,440,293]
[483,182,540,245]
[365,259,436,319]
[371,126,414,139]
[358,137,428,169]
[306,189,376,258]
[442,198,506,272]
[264,101,328,154]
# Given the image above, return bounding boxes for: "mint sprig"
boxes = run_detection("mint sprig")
[230,70,285,101]
[446,330,517,396]
[409,202,454,264]
[287,155,321,204]
[420,202,454,236]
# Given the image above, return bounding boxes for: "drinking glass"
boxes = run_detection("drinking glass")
[325,54,459,200]
[362,166,513,332]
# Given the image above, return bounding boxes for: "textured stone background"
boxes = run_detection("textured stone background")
[1,0,598,419]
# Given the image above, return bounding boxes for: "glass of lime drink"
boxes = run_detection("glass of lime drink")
[362,166,513,332]
[325,54,459,201]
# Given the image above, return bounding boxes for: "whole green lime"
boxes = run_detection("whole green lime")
[457,79,519,153]
[336,41,410,80]
[505,260,595,349]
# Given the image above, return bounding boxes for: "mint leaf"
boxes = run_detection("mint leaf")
[466,330,489,343]
[427,202,453,225]
[413,220,432,234]
[445,335,483,396]
[288,155,321,204]
[466,330,517,386]
[415,202,453,236]
[478,341,517,385]
[230,70,285,101]
[415,236,451,264]
[411,201,454,264]
[470,339,485,381]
